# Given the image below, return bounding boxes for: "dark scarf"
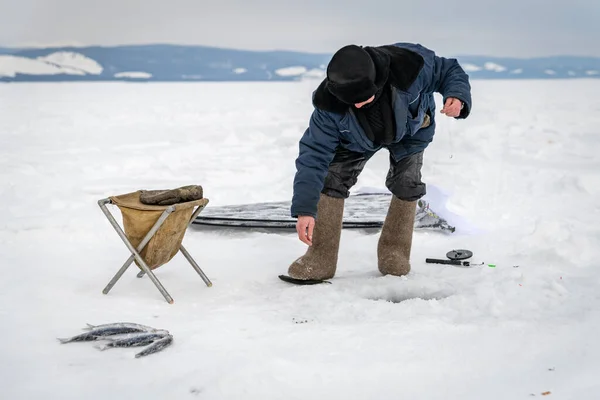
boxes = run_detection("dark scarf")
[353,83,395,146]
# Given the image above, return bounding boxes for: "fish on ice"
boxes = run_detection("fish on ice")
[83,322,157,332]
[95,331,170,351]
[58,324,159,344]
[135,334,174,358]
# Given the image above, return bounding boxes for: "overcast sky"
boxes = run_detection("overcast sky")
[1,0,599,57]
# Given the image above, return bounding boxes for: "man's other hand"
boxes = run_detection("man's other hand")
[441,97,463,117]
[296,216,315,246]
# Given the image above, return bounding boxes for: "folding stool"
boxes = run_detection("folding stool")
[98,190,211,304]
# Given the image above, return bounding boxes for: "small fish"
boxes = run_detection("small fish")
[96,331,162,342]
[95,331,170,351]
[58,325,155,344]
[135,334,173,358]
[83,322,156,332]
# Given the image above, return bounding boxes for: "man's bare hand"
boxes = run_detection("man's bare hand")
[296,216,315,246]
[440,97,463,118]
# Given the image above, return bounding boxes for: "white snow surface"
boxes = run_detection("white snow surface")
[2,80,600,399]
[301,68,326,79]
[461,63,482,72]
[274,66,307,76]
[484,62,507,72]
[38,51,103,75]
[0,55,69,77]
[0,52,103,77]
[114,71,153,79]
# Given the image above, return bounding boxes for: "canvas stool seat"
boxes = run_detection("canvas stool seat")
[98,189,212,304]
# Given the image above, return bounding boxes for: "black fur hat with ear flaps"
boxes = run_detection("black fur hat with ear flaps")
[325,45,386,105]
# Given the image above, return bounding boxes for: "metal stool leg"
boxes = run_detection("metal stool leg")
[136,260,174,304]
[103,255,135,294]
[137,204,212,284]
[180,244,212,287]
[99,199,176,303]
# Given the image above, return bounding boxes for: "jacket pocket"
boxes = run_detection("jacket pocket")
[406,99,427,136]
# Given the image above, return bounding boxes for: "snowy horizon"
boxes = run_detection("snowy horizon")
[3,41,600,58]
[2,45,599,82]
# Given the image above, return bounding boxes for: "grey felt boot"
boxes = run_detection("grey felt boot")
[377,196,417,276]
[288,194,345,280]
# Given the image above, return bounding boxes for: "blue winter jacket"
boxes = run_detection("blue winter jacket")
[291,42,472,218]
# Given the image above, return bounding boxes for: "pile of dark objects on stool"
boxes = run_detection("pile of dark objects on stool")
[58,322,173,358]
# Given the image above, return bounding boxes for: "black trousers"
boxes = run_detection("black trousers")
[322,148,426,201]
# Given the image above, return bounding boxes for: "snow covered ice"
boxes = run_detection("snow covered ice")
[1,80,600,399]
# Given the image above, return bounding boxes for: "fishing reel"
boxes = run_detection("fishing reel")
[425,249,482,267]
